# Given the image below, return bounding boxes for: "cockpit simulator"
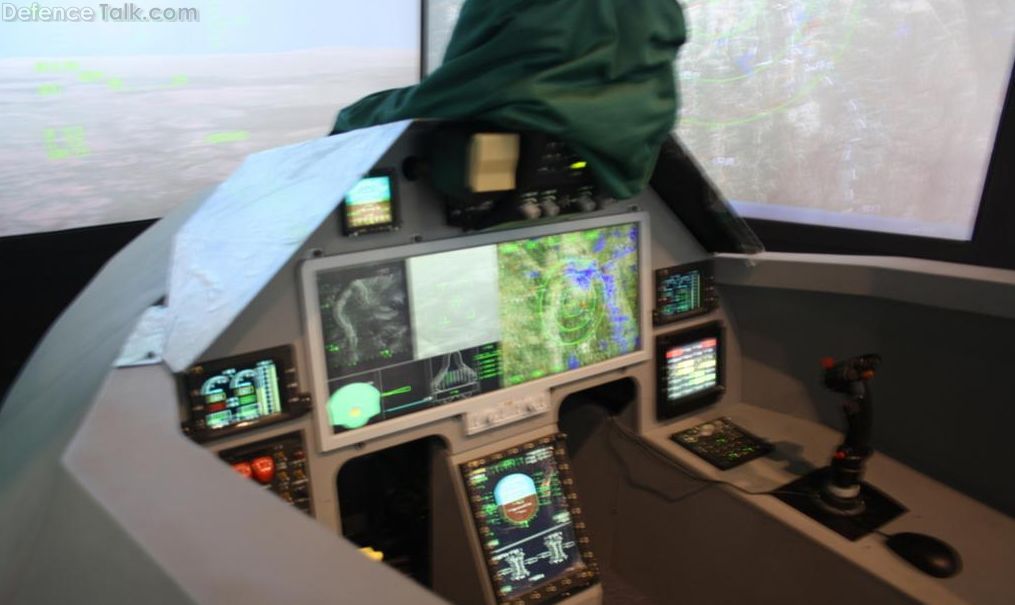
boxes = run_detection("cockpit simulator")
[2,0,1014,603]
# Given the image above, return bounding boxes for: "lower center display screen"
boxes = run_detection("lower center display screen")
[312,223,642,433]
[462,435,597,603]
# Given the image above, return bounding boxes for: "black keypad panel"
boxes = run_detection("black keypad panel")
[671,417,772,470]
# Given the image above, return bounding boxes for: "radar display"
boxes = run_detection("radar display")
[317,261,414,378]
[497,224,640,385]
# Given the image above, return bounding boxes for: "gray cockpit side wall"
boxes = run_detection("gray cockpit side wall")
[721,282,1015,515]
[0,191,204,602]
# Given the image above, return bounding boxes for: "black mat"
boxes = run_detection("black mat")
[773,468,907,541]
[600,568,660,605]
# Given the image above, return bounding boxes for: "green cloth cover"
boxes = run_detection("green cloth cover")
[331,0,686,199]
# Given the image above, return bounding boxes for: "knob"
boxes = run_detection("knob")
[231,461,253,479]
[250,456,275,485]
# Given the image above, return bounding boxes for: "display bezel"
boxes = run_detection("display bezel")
[179,345,309,443]
[653,260,717,325]
[301,212,652,452]
[655,321,725,421]
[459,433,599,605]
[341,168,401,236]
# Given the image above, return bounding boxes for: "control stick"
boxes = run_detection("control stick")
[819,354,881,514]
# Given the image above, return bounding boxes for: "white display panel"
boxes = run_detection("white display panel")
[0,0,421,237]
[676,0,1015,240]
[301,212,652,452]
[425,0,1015,241]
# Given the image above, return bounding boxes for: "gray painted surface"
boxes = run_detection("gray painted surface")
[723,285,1015,516]
[560,404,918,605]
[0,190,202,602]
[62,365,445,605]
[716,252,1015,320]
[642,402,1015,605]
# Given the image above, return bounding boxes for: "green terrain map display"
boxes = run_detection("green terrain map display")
[497,224,640,385]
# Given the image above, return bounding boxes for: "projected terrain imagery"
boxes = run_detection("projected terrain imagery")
[675,0,1015,238]
[497,224,640,385]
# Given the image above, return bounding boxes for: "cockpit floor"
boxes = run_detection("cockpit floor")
[600,568,661,605]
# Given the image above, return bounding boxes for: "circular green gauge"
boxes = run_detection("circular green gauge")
[327,382,381,430]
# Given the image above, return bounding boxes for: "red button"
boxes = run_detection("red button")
[231,461,253,479]
[251,456,275,485]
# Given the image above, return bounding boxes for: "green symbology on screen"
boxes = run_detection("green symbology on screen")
[327,382,382,429]
[44,127,89,160]
[497,224,640,385]
[37,84,62,96]
[205,131,250,145]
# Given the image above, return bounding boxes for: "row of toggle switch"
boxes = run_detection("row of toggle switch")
[465,392,552,435]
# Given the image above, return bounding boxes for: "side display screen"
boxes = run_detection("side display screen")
[342,171,398,236]
[311,221,642,436]
[197,360,282,430]
[665,336,718,401]
[180,345,309,442]
[661,269,702,315]
[656,322,724,420]
[653,261,717,325]
[461,435,598,604]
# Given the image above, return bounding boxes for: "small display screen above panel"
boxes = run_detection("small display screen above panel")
[342,171,399,236]
[304,215,648,447]
[461,435,598,604]
[656,322,725,421]
[654,261,717,325]
[180,345,309,442]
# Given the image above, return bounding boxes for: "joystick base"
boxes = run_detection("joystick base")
[774,467,907,541]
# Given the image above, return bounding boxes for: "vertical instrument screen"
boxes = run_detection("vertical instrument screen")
[656,322,725,420]
[343,172,398,235]
[665,336,718,401]
[461,435,598,604]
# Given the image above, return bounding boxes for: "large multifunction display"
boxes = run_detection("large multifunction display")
[302,214,649,450]
[461,435,598,605]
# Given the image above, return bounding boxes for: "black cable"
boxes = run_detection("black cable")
[607,419,903,541]
[603,420,715,504]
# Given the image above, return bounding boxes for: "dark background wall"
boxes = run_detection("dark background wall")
[0,219,153,402]
[722,285,1015,517]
